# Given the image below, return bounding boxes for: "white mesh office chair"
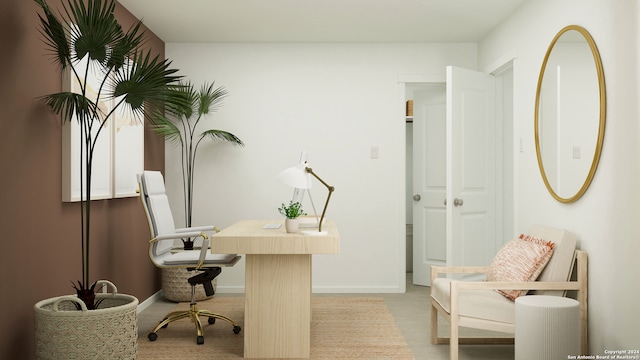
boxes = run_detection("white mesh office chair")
[138,170,241,345]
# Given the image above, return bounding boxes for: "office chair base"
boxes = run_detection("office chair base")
[148,303,241,344]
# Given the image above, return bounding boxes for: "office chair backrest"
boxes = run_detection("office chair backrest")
[139,170,177,256]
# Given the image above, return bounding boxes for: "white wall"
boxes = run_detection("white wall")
[164,0,640,350]
[165,43,477,293]
[480,0,639,352]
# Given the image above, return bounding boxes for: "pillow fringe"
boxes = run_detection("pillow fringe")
[519,233,555,249]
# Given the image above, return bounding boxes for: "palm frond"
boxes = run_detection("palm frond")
[34,0,72,69]
[66,0,121,64]
[198,82,228,116]
[183,82,199,120]
[108,20,144,70]
[149,110,184,146]
[39,92,100,124]
[112,51,185,116]
[200,130,245,146]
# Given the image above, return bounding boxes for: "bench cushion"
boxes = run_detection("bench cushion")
[432,277,515,325]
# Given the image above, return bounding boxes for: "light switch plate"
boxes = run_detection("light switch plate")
[573,146,581,159]
[370,146,379,159]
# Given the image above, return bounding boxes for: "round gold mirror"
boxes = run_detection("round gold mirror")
[534,25,606,203]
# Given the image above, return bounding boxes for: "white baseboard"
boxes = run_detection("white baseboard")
[137,290,164,314]
[138,285,406,306]
[311,285,406,293]
[213,285,406,294]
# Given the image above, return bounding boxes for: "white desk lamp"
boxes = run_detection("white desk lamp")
[278,161,334,235]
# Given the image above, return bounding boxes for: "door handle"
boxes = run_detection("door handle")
[443,198,447,206]
[412,194,421,201]
[454,198,464,207]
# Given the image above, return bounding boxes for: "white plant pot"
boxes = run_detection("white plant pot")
[285,218,299,233]
[34,280,138,360]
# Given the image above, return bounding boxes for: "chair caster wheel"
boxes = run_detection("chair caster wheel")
[197,335,204,345]
[233,325,242,334]
[148,332,158,341]
[208,317,216,324]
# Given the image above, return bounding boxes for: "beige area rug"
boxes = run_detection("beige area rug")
[138,297,415,359]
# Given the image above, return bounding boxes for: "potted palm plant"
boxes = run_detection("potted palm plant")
[150,81,244,249]
[32,0,188,358]
[150,81,244,301]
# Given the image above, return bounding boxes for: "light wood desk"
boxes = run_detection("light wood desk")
[211,220,340,358]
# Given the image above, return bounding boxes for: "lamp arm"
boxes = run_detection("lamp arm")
[306,167,335,232]
[306,167,331,189]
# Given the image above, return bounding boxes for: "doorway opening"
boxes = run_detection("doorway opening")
[404,63,514,286]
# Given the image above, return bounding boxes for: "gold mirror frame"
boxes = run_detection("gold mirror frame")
[534,25,606,203]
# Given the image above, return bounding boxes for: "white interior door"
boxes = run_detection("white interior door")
[446,66,497,269]
[412,85,446,286]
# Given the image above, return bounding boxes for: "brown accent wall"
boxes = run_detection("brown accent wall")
[0,1,165,358]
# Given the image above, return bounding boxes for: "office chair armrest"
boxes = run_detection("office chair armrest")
[155,231,206,241]
[196,237,211,269]
[175,225,220,233]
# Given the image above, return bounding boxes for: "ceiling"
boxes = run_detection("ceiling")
[118,0,527,43]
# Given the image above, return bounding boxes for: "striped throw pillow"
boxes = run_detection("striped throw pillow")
[487,234,555,300]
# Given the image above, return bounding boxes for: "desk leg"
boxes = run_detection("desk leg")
[244,254,311,358]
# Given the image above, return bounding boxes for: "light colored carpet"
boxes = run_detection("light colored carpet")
[138,296,416,359]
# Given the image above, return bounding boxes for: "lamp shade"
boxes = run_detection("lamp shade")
[278,164,312,189]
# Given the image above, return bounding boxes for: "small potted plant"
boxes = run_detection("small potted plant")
[278,201,306,233]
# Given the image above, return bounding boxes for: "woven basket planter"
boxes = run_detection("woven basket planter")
[162,268,215,302]
[34,280,138,360]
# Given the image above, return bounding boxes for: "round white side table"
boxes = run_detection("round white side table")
[515,295,580,360]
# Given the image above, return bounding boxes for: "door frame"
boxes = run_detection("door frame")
[400,57,516,284]
[488,59,516,243]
